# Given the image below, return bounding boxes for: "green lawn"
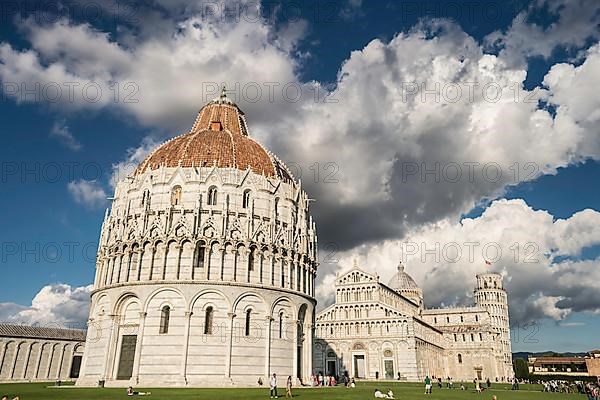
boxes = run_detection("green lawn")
[0,381,582,400]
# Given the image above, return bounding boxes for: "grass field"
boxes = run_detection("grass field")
[0,381,581,400]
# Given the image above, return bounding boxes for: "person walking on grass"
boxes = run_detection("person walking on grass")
[424,375,432,394]
[286,375,293,398]
[270,373,278,398]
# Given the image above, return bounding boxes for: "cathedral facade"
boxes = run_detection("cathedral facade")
[313,262,513,382]
[76,91,318,387]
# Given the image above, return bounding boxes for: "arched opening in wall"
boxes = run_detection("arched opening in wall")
[141,189,151,208]
[171,185,182,206]
[69,345,84,378]
[245,309,252,337]
[242,189,251,209]
[458,354,462,364]
[204,306,214,335]
[193,241,206,278]
[207,186,218,206]
[248,246,256,281]
[274,197,279,219]
[159,306,170,334]
[297,304,307,379]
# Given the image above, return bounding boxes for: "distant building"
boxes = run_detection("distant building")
[529,351,600,377]
[313,261,513,381]
[0,324,86,382]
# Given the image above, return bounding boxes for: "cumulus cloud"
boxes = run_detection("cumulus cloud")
[50,119,81,151]
[110,136,159,188]
[485,0,600,67]
[67,179,108,209]
[4,10,600,250]
[2,1,600,325]
[0,284,92,329]
[320,199,600,325]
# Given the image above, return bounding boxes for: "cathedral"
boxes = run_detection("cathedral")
[75,90,318,387]
[73,90,513,387]
[313,262,513,382]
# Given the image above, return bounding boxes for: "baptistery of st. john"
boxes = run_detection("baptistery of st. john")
[76,90,319,387]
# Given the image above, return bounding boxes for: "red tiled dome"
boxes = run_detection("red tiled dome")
[135,91,293,182]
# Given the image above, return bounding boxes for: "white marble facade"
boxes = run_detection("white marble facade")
[313,263,513,382]
[76,93,318,387]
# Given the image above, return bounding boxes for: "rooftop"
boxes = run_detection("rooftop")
[0,323,86,342]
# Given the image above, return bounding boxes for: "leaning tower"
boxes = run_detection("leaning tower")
[474,271,513,380]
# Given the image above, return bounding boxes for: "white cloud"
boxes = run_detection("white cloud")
[50,119,81,151]
[110,136,159,188]
[0,284,92,329]
[1,1,600,325]
[67,179,108,209]
[485,0,600,67]
[319,199,600,325]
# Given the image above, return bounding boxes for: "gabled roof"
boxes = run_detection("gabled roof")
[336,260,378,285]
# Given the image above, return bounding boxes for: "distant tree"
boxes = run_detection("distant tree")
[514,358,529,380]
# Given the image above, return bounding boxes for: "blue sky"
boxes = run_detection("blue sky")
[1,0,600,352]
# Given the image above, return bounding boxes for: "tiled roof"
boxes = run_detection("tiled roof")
[533,357,586,365]
[0,324,86,342]
[135,93,294,183]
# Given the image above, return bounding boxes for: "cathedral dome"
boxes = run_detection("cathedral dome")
[135,89,293,182]
[388,262,419,291]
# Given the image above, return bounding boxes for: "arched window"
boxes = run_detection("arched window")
[248,248,255,272]
[274,198,279,218]
[195,244,206,270]
[142,189,151,208]
[245,309,252,337]
[458,354,462,364]
[171,186,182,206]
[279,312,284,339]
[207,186,218,206]
[242,189,251,209]
[204,307,213,335]
[159,306,170,334]
[475,315,479,322]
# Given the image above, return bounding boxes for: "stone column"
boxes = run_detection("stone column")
[45,344,55,379]
[287,260,292,289]
[264,316,273,378]
[9,342,21,379]
[180,311,193,384]
[94,261,102,287]
[21,342,33,379]
[225,312,236,377]
[305,323,313,382]
[135,250,144,281]
[101,314,118,381]
[148,248,156,280]
[132,312,147,384]
[292,320,298,381]
[33,343,44,379]
[0,341,8,374]
[55,344,66,379]
[124,252,132,282]
[135,250,143,281]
